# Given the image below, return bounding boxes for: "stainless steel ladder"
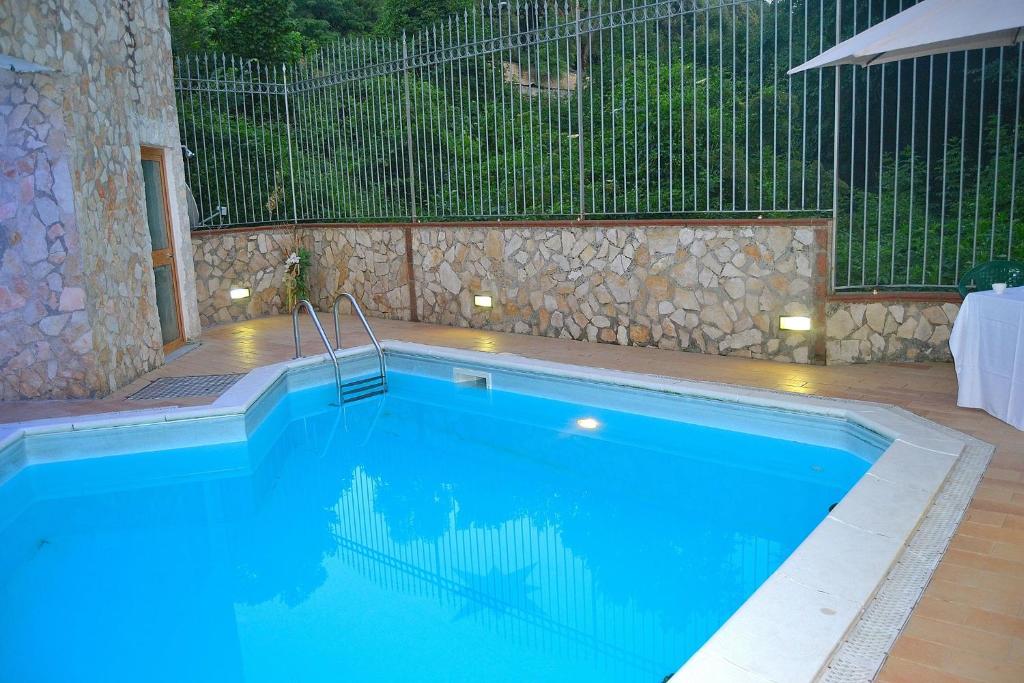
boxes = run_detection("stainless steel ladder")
[331,292,387,402]
[292,300,344,404]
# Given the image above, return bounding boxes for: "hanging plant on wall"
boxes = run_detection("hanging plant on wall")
[283,248,311,311]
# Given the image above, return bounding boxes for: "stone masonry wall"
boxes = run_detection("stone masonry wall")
[306,227,410,321]
[826,300,959,364]
[192,228,297,325]
[0,71,100,398]
[194,222,965,366]
[0,0,200,398]
[192,226,410,327]
[194,223,826,364]
[413,224,825,363]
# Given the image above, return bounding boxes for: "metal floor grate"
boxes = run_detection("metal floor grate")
[128,373,244,400]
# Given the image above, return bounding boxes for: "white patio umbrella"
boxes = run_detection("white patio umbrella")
[788,0,1024,74]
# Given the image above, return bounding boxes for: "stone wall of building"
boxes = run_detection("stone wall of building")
[0,71,100,399]
[825,300,959,364]
[412,224,826,363]
[0,0,200,398]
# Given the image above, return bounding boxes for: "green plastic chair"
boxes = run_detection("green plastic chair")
[957,259,1024,298]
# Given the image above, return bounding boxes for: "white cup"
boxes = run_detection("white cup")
[992,282,1007,295]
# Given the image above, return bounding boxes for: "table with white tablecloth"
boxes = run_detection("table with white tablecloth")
[949,286,1024,430]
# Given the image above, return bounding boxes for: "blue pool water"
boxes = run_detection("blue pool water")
[0,363,884,683]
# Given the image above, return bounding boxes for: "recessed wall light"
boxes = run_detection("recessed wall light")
[779,315,811,331]
[474,294,493,308]
[229,287,251,300]
[576,417,600,430]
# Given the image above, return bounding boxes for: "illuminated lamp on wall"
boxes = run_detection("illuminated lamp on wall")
[779,315,812,331]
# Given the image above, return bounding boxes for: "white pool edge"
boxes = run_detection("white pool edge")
[0,341,986,683]
[818,426,991,682]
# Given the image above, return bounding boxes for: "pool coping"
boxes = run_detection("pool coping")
[0,341,989,683]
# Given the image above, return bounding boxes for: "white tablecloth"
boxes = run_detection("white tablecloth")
[949,286,1024,430]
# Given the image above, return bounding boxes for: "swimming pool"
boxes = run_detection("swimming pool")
[0,343,971,683]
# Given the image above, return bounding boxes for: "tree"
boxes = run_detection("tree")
[215,0,305,63]
[374,0,472,38]
[169,0,385,58]
[294,0,381,39]
[169,0,218,54]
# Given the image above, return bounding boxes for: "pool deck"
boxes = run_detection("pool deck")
[2,314,1022,683]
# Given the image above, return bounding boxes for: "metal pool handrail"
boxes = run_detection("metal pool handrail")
[332,292,388,392]
[292,299,343,404]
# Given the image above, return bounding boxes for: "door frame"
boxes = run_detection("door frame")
[141,145,185,353]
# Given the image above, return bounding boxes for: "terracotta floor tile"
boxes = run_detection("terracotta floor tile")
[958,521,1024,544]
[949,535,996,556]
[964,610,1024,641]
[902,615,1012,658]
[932,562,1024,597]
[991,540,1024,564]
[888,636,1021,682]
[875,656,979,683]
[974,487,1018,504]
[1003,515,1024,530]
[972,498,1024,518]
[964,509,1008,527]
[943,548,1024,576]
[985,474,1024,490]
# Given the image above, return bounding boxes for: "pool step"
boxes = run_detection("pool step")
[341,375,386,403]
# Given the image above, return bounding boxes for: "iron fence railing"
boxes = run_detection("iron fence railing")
[175,56,294,226]
[173,0,1023,291]
[833,0,1023,290]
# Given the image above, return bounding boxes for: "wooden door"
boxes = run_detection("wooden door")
[140,146,185,353]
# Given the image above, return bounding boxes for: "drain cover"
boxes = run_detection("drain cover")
[128,374,244,400]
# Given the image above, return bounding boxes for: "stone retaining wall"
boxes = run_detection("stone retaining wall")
[191,226,411,327]
[192,228,296,325]
[193,222,828,364]
[413,224,826,363]
[194,223,966,366]
[306,227,410,321]
[825,300,959,364]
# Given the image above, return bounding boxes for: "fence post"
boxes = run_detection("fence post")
[830,6,842,293]
[575,3,586,220]
[282,63,299,224]
[401,32,421,322]
[402,32,418,222]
